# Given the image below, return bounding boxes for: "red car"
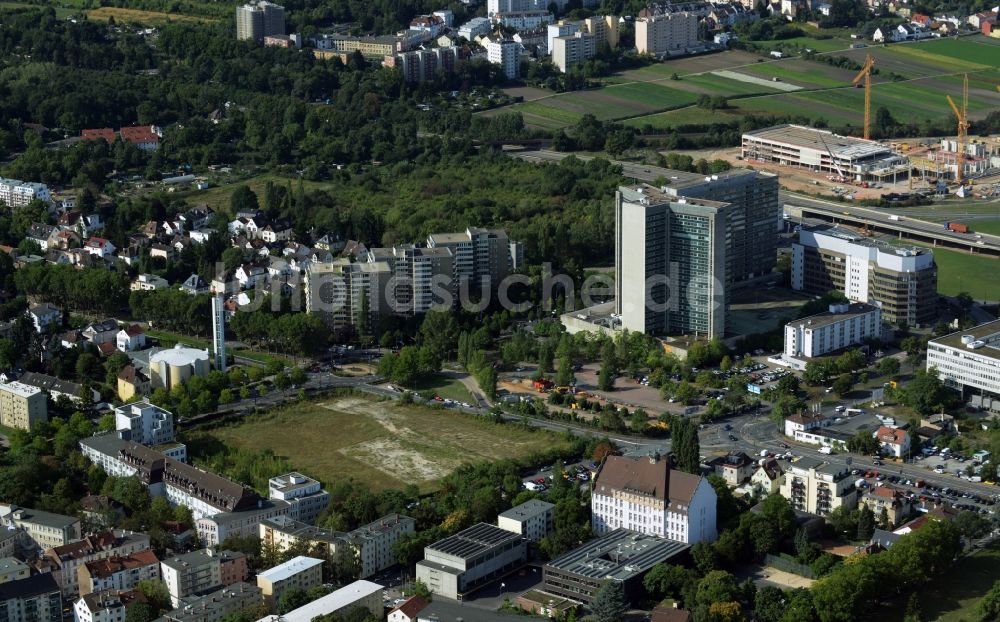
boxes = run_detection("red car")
[535,478,546,485]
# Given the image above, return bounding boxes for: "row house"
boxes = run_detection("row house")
[35,531,151,597]
[78,550,160,597]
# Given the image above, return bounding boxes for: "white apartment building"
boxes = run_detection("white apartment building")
[345,514,416,579]
[426,227,515,291]
[236,0,285,43]
[457,17,491,40]
[114,400,174,446]
[257,581,383,622]
[305,259,392,332]
[40,530,151,597]
[160,550,245,608]
[268,473,329,525]
[0,505,80,550]
[0,178,50,208]
[551,32,595,72]
[783,412,828,438]
[927,321,1000,400]
[256,557,323,605]
[779,457,857,516]
[196,501,290,548]
[547,21,578,53]
[635,12,699,55]
[497,500,554,542]
[366,246,454,316]
[492,10,554,29]
[486,39,521,79]
[591,454,717,544]
[78,549,160,596]
[74,590,138,622]
[0,381,47,432]
[783,303,882,363]
[792,224,937,327]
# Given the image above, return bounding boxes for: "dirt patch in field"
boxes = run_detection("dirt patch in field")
[503,86,552,101]
[342,437,452,482]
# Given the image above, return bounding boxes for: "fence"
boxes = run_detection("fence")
[764,553,815,579]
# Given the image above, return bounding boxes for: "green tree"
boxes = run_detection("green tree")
[555,355,575,387]
[126,602,156,622]
[277,588,311,614]
[137,580,171,613]
[754,586,787,622]
[833,374,853,398]
[230,185,259,215]
[857,504,875,541]
[978,579,1000,622]
[878,357,900,377]
[590,580,627,622]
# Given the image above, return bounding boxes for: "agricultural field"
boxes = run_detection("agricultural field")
[747,35,854,53]
[0,1,77,17]
[736,59,859,89]
[86,6,217,23]
[196,394,571,492]
[624,106,753,129]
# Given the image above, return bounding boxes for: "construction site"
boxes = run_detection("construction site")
[737,56,1000,200]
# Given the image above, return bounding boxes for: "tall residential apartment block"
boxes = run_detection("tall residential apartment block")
[635,12,699,55]
[591,454,717,544]
[426,227,516,291]
[160,550,247,608]
[0,178,50,208]
[485,39,521,79]
[0,575,61,622]
[305,259,391,331]
[656,169,780,283]
[267,472,329,524]
[614,185,728,338]
[113,400,173,446]
[382,47,461,83]
[792,224,937,327]
[236,0,285,43]
[551,32,595,72]
[366,245,454,316]
[0,381,47,431]
[779,457,857,516]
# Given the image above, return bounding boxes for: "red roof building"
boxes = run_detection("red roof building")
[119,126,161,151]
[81,128,116,144]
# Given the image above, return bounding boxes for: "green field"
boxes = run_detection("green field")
[966,220,1000,235]
[178,174,328,216]
[899,37,1000,68]
[904,245,1000,300]
[750,35,853,53]
[737,62,851,88]
[409,374,475,402]
[624,106,750,129]
[196,394,572,492]
[0,1,77,17]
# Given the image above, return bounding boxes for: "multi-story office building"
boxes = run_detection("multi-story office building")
[0,381,47,431]
[497,500,554,543]
[0,178,50,208]
[635,12,698,55]
[783,302,882,361]
[551,32,595,72]
[114,401,174,446]
[485,39,521,79]
[79,435,261,521]
[256,557,324,606]
[268,473,329,525]
[157,583,262,622]
[591,453,717,544]
[160,550,246,608]
[236,0,285,43]
[656,169,780,284]
[0,574,61,622]
[415,523,526,600]
[542,529,688,605]
[382,48,460,83]
[39,530,151,597]
[78,550,160,597]
[304,259,392,332]
[313,34,401,59]
[927,321,1000,399]
[779,457,857,516]
[366,246,454,316]
[792,224,937,327]
[614,184,728,338]
[0,505,80,550]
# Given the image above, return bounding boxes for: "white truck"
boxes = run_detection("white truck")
[819,446,833,455]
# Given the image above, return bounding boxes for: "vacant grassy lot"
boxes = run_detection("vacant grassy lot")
[913,541,1000,621]
[0,1,77,17]
[198,394,571,492]
[891,243,1000,300]
[624,106,750,129]
[965,220,1000,235]
[179,174,327,215]
[409,374,474,402]
[87,6,216,23]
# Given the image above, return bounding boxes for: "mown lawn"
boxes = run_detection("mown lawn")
[916,540,1000,621]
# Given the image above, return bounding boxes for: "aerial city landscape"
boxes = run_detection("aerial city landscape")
[0,0,999,620]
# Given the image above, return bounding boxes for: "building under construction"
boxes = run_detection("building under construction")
[908,138,997,183]
[741,124,910,182]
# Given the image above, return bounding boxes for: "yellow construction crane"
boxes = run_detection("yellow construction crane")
[946,74,969,184]
[852,54,876,140]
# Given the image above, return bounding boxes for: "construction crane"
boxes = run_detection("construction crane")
[946,74,969,184]
[852,54,876,140]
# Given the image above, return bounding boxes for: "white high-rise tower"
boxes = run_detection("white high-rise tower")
[211,294,226,371]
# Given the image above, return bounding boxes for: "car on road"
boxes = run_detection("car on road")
[723,424,732,431]
[779,442,790,449]
[728,434,738,442]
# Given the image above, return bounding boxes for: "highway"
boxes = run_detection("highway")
[511,149,1000,256]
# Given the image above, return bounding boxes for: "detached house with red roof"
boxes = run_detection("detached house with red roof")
[119,126,162,151]
[115,325,146,353]
[83,237,115,258]
[874,425,911,458]
[591,453,717,543]
[388,595,428,622]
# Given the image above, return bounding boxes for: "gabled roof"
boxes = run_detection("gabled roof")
[120,126,159,144]
[81,128,116,143]
[594,455,702,505]
[875,426,907,445]
[390,595,428,618]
